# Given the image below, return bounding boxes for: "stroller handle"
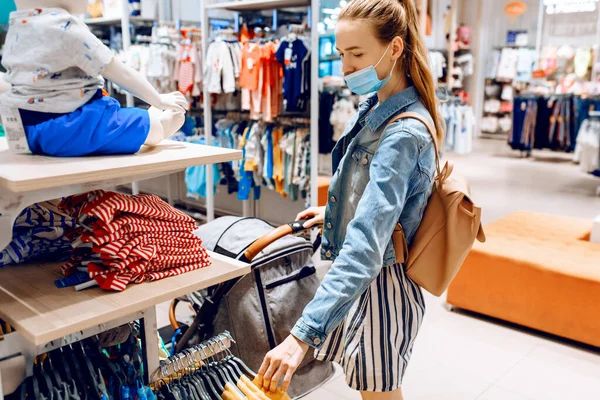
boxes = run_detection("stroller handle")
[243,220,317,262]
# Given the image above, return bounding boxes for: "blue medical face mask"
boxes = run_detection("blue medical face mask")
[344,44,397,95]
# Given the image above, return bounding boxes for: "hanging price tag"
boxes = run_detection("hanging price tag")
[0,107,30,153]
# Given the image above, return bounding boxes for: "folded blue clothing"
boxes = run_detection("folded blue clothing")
[19,90,150,157]
[55,271,90,288]
[0,204,76,267]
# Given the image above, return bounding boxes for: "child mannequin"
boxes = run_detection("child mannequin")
[0,0,189,156]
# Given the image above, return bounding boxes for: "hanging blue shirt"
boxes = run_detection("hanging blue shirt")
[276,39,309,112]
[185,137,220,199]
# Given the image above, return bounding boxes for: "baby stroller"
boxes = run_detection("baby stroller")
[169,216,335,399]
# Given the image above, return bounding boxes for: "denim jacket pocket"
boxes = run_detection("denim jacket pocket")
[350,146,372,195]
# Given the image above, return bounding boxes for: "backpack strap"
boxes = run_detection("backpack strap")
[375,111,442,179]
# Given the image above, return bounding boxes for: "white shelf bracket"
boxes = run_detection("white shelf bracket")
[140,307,160,384]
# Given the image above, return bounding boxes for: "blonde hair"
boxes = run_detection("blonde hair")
[339,0,445,145]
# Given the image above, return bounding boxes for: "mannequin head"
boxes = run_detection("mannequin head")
[14,0,88,15]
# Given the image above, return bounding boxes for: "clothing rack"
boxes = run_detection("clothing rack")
[581,111,600,196]
[153,332,234,380]
[201,0,319,223]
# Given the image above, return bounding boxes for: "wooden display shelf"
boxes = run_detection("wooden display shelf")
[205,0,310,11]
[84,17,156,26]
[0,138,242,193]
[0,251,249,346]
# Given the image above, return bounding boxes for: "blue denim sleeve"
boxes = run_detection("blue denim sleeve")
[291,130,421,348]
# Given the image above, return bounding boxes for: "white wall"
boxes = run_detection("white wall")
[543,8,599,47]
[484,0,541,48]
[170,0,202,22]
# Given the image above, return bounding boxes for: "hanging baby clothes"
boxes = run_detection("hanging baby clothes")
[175,40,202,97]
[496,48,519,81]
[204,39,237,94]
[272,126,286,197]
[276,38,310,112]
[185,136,221,198]
[330,97,357,141]
[575,116,600,173]
[147,43,178,93]
[239,41,283,121]
[240,42,262,112]
[238,123,261,202]
[261,41,284,122]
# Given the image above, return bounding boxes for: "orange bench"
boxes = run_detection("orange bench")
[318,176,331,207]
[447,211,600,348]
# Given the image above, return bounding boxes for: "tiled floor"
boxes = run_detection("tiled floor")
[160,139,600,399]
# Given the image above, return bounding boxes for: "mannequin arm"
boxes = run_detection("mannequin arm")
[103,58,185,110]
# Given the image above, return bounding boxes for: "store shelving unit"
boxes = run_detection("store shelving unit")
[205,0,310,11]
[84,16,156,26]
[0,138,249,397]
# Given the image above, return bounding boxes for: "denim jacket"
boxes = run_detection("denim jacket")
[291,86,437,348]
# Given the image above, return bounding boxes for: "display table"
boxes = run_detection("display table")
[0,138,250,396]
[592,215,600,244]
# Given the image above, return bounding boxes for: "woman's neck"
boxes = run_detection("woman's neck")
[377,72,409,103]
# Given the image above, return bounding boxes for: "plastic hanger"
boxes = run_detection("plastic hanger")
[222,333,256,378]
[31,374,45,400]
[188,373,211,400]
[44,350,65,390]
[18,376,31,400]
[207,343,246,400]
[180,349,213,400]
[208,342,235,385]
[48,349,73,381]
[195,369,222,400]
[34,357,56,399]
[76,341,104,400]
[66,344,91,399]
[85,337,127,390]
[214,340,240,382]
[195,346,224,398]
[180,350,211,400]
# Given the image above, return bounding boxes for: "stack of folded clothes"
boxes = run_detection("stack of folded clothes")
[59,190,211,291]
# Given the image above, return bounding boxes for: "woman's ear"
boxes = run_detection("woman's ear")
[391,37,404,61]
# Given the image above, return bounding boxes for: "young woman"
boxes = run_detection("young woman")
[258,0,444,398]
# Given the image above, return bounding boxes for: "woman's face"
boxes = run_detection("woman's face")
[335,20,397,80]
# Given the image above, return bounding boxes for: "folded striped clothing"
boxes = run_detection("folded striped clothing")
[59,190,211,291]
[0,204,77,267]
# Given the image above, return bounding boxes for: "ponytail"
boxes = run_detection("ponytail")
[339,0,445,146]
[398,0,444,145]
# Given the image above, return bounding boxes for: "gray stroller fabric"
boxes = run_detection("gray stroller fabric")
[192,217,335,399]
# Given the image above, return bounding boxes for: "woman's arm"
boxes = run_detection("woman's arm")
[291,130,421,347]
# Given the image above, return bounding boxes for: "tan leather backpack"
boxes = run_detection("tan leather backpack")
[379,112,486,296]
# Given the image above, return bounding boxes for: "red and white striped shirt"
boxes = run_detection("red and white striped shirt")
[59,191,212,292]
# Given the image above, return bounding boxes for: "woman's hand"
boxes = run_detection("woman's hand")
[296,206,326,229]
[257,335,310,393]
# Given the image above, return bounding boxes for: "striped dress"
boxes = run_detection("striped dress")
[314,263,426,392]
